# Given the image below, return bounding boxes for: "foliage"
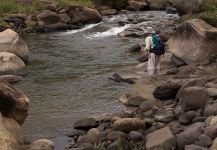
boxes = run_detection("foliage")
[199,11,217,27]
[93,0,127,9]
[56,0,94,8]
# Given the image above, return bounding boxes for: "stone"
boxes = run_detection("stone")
[78,143,94,150]
[0,52,27,76]
[128,131,143,142]
[154,109,174,123]
[146,126,176,150]
[192,117,207,123]
[185,145,209,150]
[171,55,187,67]
[195,134,212,148]
[73,118,98,129]
[106,131,127,142]
[30,139,54,150]
[165,7,177,14]
[204,125,217,139]
[206,116,217,126]
[0,80,29,124]
[0,114,22,150]
[174,0,203,15]
[206,88,217,100]
[180,86,209,111]
[0,75,22,83]
[203,103,217,117]
[176,78,210,99]
[128,0,148,11]
[153,82,181,100]
[126,44,142,53]
[87,128,100,136]
[66,129,86,138]
[177,122,204,149]
[137,53,149,62]
[178,111,195,125]
[100,9,118,16]
[164,68,179,75]
[113,118,145,132]
[139,100,155,112]
[168,19,217,64]
[146,0,170,10]
[68,5,102,24]
[0,29,29,62]
[210,137,217,150]
[77,134,98,146]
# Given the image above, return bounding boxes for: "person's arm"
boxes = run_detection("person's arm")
[143,36,152,52]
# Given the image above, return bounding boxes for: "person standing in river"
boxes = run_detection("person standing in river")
[141,31,165,80]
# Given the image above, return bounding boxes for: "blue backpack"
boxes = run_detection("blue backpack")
[150,34,165,56]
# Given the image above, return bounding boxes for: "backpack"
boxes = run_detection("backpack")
[149,34,165,56]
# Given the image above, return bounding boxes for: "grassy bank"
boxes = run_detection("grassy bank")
[182,0,217,27]
[0,0,94,17]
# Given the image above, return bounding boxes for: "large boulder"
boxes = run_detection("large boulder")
[0,114,22,150]
[0,80,29,124]
[67,5,102,24]
[180,86,210,111]
[168,19,217,64]
[0,29,29,62]
[146,126,176,150]
[146,0,171,10]
[174,0,203,15]
[0,52,26,76]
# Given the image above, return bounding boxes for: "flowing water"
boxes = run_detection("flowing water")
[17,11,179,142]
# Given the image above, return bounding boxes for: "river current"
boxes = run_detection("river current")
[17,11,179,141]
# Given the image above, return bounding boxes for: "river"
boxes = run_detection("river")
[17,11,179,142]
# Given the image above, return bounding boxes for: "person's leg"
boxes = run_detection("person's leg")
[147,53,156,77]
[155,55,161,75]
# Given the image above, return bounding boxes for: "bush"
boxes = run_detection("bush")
[199,11,217,27]
[56,0,94,8]
[93,0,128,9]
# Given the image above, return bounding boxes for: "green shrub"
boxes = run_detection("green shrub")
[56,0,94,8]
[93,0,127,9]
[199,11,217,27]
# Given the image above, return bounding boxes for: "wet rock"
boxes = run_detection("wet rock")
[178,111,195,125]
[129,131,143,142]
[169,122,183,135]
[137,53,148,62]
[203,103,217,117]
[73,118,98,130]
[180,86,209,111]
[210,137,217,150]
[192,117,207,123]
[166,7,177,14]
[0,52,27,76]
[176,78,210,99]
[168,19,217,64]
[153,82,181,100]
[112,111,134,118]
[206,116,217,126]
[0,29,29,62]
[78,143,94,150]
[126,44,142,53]
[154,109,174,123]
[113,118,145,132]
[164,68,179,75]
[0,75,22,83]
[110,73,136,84]
[30,139,54,150]
[66,129,86,138]
[77,133,98,146]
[100,9,118,16]
[204,125,217,139]
[68,5,102,24]
[139,100,155,112]
[171,55,187,67]
[146,126,176,150]
[177,122,204,149]
[0,80,29,124]
[185,145,209,150]
[195,134,212,148]
[106,131,127,142]
[206,88,217,100]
